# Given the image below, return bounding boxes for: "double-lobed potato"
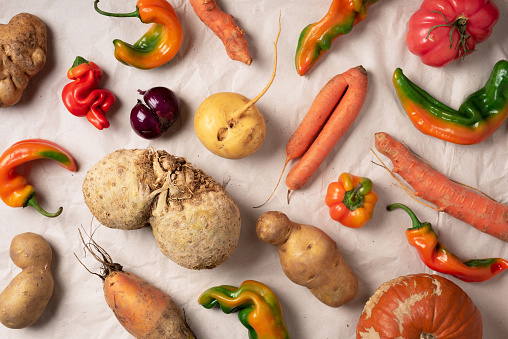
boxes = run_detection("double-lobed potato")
[0,232,54,329]
[256,211,358,308]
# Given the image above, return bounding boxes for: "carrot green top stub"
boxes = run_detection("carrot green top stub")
[393,59,508,145]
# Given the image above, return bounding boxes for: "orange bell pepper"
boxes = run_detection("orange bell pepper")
[325,172,378,228]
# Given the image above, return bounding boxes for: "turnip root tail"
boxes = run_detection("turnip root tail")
[231,12,281,121]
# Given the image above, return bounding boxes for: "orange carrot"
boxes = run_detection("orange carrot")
[77,231,196,338]
[189,0,252,65]
[375,132,508,243]
[286,66,368,194]
[255,66,368,207]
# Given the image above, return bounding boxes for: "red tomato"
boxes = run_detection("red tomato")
[406,0,500,67]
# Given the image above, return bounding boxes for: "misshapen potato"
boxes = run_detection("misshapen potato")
[0,232,54,329]
[0,13,47,108]
[256,211,358,307]
[82,148,241,270]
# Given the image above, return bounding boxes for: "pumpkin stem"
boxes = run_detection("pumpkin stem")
[420,333,438,339]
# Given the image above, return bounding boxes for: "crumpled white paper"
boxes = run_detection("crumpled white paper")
[1,1,507,338]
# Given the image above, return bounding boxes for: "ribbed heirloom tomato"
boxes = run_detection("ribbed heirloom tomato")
[406,0,500,67]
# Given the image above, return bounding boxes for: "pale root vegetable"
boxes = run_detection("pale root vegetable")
[193,15,281,159]
[78,232,196,339]
[256,211,358,307]
[0,232,53,329]
[82,148,241,270]
[194,92,266,159]
[82,149,159,230]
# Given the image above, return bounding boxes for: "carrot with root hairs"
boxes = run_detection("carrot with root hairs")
[374,132,508,243]
[76,230,196,339]
[189,0,252,65]
[256,66,368,206]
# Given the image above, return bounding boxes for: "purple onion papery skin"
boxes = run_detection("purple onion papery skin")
[130,102,163,139]
[143,87,181,124]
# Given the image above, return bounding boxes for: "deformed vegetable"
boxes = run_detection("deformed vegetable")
[62,56,116,130]
[198,280,290,339]
[356,274,483,338]
[82,148,241,270]
[256,211,358,307]
[130,86,181,139]
[0,232,54,329]
[189,0,252,65]
[295,0,378,76]
[325,172,378,228]
[374,132,508,243]
[259,66,368,206]
[406,0,500,67]
[393,60,508,144]
[387,203,508,282]
[94,0,183,69]
[0,13,47,108]
[78,231,196,338]
[0,139,77,217]
[194,15,281,159]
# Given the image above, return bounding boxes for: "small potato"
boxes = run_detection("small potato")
[256,211,358,308]
[0,232,54,329]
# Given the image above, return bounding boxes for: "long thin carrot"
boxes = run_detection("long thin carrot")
[375,132,508,243]
[286,66,368,195]
[189,0,252,65]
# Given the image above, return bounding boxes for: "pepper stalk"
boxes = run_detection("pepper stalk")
[387,203,508,283]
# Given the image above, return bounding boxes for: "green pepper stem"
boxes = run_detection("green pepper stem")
[25,194,63,218]
[350,183,363,203]
[94,0,139,18]
[386,203,429,230]
[426,11,473,59]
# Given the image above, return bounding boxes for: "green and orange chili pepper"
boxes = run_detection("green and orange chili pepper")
[387,203,508,283]
[325,172,378,228]
[393,59,508,145]
[198,280,290,339]
[0,139,77,217]
[62,56,116,130]
[94,0,183,70]
[295,0,379,76]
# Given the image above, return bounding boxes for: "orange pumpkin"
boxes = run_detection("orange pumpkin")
[356,274,482,339]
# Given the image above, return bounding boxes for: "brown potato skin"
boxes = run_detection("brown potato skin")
[0,232,54,329]
[0,13,47,108]
[256,211,358,307]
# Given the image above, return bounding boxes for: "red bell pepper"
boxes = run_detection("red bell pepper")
[0,139,77,217]
[62,56,116,130]
[406,0,500,67]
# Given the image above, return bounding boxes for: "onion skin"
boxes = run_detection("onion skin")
[130,87,181,139]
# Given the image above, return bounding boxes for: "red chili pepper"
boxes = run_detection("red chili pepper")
[0,139,77,217]
[62,56,116,130]
[388,203,508,282]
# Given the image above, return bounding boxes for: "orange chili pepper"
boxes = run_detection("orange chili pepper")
[94,0,183,70]
[388,203,508,282]
[325,172,378,228]
[0,139,77,217]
